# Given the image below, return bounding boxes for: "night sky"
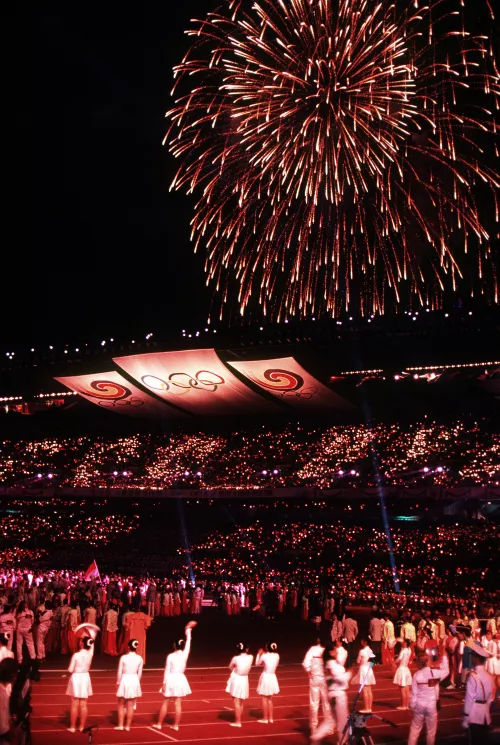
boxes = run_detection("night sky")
[18,3,499,354]
[24,3,213,350]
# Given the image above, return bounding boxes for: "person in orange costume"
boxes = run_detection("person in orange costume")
[102,604,119,657]
[125,605,152,665]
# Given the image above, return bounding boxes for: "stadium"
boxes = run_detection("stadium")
[11,0,500,742]
[1,308,500,741]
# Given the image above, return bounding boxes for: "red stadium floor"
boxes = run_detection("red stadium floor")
[30,663,500,745]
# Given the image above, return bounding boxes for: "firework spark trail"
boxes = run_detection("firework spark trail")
[165,0,500,320]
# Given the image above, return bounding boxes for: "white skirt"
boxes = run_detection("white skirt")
[226,672,249,700]
[163,673,192,698]
[117,673,142,699]
[393,667,412,687]
[352,664,376,686]
[66,672,92,699]
[256,672,280,696]
[485,657,500,676]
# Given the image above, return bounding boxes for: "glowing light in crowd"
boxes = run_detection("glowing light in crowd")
[166,0,500,319]
[0,422,497,489]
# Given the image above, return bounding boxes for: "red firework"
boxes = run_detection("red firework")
[165,0,500,319]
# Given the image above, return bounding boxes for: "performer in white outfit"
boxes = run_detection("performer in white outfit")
[36,602,54,661]
[351,639,376,714]
[153,621,196,732]
[463,643,494,744]
[66,636,94,733]
[115,639,144,732]
[482,631,500,694]
[303,639,333,737]
[407,651,449,745]
[334,640,348,667]
[312,645,352,744]
[15,602,36,665]
[226,642,254,727]
[255,641,280,724]
[393,639,412,710]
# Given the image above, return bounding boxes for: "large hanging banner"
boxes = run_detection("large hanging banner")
[55,370,180,419]
[114,349,275,415]
[226,356,352,410]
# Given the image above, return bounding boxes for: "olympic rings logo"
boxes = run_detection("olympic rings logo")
[97,397,144,408]
[141,370,225,395]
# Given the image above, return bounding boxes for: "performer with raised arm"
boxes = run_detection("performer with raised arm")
[226,641,254,728]
[153,621,197,732]
[408,651,449,745]
[66,636,94,733]
[255,641,280,724]
[115,639,143,732]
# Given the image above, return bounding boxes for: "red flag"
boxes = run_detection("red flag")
[83,560,100,582]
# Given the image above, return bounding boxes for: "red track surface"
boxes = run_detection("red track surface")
[31,663,500,745]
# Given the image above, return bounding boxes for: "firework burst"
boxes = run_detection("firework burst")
[165,0,500,319]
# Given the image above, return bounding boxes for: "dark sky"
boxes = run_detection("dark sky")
[21,3,213,351]
[16,2,499,354]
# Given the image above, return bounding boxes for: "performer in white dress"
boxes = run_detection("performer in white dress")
[483,632,500,694]
[153,621,196,732]
[393,639,412,710]
[66,636,94,733]
[256,641,280,724]
[351,639,376,714]
[333,639,348,667]
[115,639,144,731]
[226,642,254,727]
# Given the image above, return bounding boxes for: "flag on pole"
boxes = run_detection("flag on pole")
[83,560,100,582]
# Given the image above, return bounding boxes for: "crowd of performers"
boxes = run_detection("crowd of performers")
[60,621,282,734]
[0,593,499,743]
[36,611,500,743]
[304,629,499,745]
[1,566,500,668]
[0,576,206,666]
[310,610,500,744]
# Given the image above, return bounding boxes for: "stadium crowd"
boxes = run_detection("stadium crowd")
[0,514,499,741]
[0,509,498,620]
[0,420,498,489]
